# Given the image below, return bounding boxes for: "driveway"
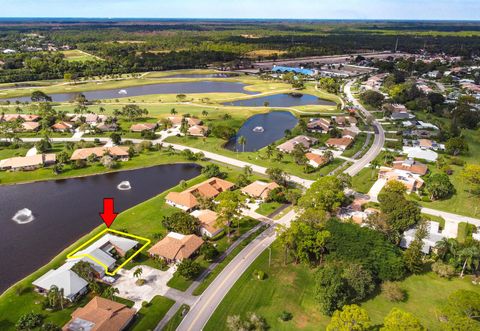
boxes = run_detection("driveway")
[368,178,387,202]
[115,265,176,310]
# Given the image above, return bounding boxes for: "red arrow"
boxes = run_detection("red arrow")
[100,198,118,228]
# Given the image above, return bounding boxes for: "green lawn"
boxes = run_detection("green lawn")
[192,225,268,296]
[129,296,175,331]
[351,167,379,194]
[342,133,368,158]
[162,304,190,331]
[167,217,260,291]
[255,202,282,216]
[205,241,480,331]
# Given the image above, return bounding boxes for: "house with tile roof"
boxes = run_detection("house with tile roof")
[276,135,318,153]
[0,154,56,171]
[148,232,204,263]
[241,180,280,201]
[305,152,328,168]
[165,177,234,211]
[190,209,223,238]
[70,146,129,162]
[63,296,135,331]
[130,123,157,132]
[326,137,354,151]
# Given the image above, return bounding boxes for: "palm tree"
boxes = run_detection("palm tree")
[369,159,381,179]
[102,286,120,300]
[243,165,253,177]
[458,245,480,278]
[435,238,451,261]
[324,150,334,162]
[170,108,177,115]
[266,144,275,159]
[202,110,209,117]
[274,151,284,162]
[237,135,247,153]
[133,267,143,279]
[47,285,60,309]
[89,281,101,295]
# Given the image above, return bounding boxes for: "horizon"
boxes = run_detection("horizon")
[1,0,480,21]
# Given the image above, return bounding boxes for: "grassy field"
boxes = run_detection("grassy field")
[162,304,190,331]
[130,296,175,331]
[351,167,379,194]
[255,202,283,216]
[61,50,101,62]
[205,241,480,331]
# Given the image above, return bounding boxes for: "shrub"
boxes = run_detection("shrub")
[253,269,266,280]
[279,311,293,322]
[135,279,146,286]
[16,312,43,330]
[432,261,456,279]
[381,281,405,302]
[177,259,201,279]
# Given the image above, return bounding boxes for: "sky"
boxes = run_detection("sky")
[0,0,479,20]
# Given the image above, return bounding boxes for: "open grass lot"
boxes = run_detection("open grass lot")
[255,202,283,216]
[129,296,175,331]
[162,304,190,331]
[351,167,379,194]
[0,146,29,159]
[61,50,101,62]
[205,242,480,331]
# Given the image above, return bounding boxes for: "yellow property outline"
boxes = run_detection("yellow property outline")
[67,228,151,276]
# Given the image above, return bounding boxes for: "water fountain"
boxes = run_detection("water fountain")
[118,89,128,95]
[117,181,132,191]
[252,126,265,133]
[12,208,35,224]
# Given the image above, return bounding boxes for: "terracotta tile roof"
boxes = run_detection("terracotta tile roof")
[21,121,40,131]
[333,116,357,126]
[191,209,221,235]
[241,180,280,199]
[148,232,204,261]
[0,154,56,170]
[392,159,428,176]
[188,125,208,136]
[277,135,318,153]
[167,116,202,126]
[166,177,234,210]
[342,129,358,139]
[130,123,157,132]
[326,137,353,148]
[305,153,328,166]
[418,139,433,148]
[307,118,330,131]
[70,146,129,161]
[63,296,135,331]
[52,121,73,131]
[2,114,40,122]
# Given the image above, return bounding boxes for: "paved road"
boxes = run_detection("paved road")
[175,209,296,331]
[343,80,385,176]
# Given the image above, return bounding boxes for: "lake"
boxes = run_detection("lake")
[223,93,336,107]
[0,81,256,103]
[0,163,201,293]
[225,111,298,152]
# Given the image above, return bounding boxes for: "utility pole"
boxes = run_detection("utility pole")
[268,246,272,268]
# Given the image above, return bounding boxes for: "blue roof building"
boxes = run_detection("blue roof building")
[271,65,316,76]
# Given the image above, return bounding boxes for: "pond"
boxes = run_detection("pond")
[225,111,298,152]
[0,163,201,293]
[0,81,256,103]
[223,93,336,107]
